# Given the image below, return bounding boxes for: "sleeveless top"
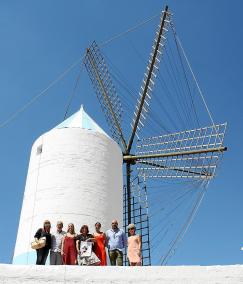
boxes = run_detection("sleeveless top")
[94,233,107,266]
[127,235,141,263]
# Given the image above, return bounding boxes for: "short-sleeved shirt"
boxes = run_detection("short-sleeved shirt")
[106,228,127,251]
[51,230,66,252]
[76,234,94,250]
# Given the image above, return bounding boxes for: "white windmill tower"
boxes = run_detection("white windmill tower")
[13,105,123,264]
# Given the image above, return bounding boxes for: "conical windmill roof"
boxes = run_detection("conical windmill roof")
[55,105,109,137]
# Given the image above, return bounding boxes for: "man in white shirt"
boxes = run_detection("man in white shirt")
[50,221,66,265]
[106,219,127,266]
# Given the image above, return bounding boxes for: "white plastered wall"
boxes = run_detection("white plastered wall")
[1,265,243,284]
[13,128,123,264]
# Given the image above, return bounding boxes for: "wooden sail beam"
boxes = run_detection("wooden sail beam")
[123,146,227,162]
[126,5,169,154]
[86,47,127,151]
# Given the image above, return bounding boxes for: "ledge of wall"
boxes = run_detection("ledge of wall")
[0,264,242,284]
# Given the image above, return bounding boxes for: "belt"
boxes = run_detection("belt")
[51,249,61,253]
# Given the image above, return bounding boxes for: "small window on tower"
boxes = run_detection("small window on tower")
[37,145,43,155]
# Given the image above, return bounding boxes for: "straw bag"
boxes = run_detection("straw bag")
[31,237,46,249]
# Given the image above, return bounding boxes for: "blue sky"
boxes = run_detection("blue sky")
[0,0,243,265]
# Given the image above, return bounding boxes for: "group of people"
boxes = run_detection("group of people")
[34,219,142,266]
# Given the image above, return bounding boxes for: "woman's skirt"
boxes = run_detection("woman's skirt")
[78,251,101,266]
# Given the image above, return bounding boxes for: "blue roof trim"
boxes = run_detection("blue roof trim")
[55,105,108,137]
[56,112,77,128]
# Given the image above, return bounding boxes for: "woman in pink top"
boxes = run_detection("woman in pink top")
[127,224,142,266]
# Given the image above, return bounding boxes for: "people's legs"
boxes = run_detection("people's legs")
[50,251,56,265]
[116,250,123,266]
[56,252,63,265]
[41,248,49,265]
[108,250,117,266]
[130,262,141,266]
[36,249,42,265]
[70,250,77,265]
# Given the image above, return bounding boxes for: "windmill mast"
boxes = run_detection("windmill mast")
[125,5,169,226]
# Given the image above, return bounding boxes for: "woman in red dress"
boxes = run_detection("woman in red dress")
[93,222,107,266]
[61,223,77,265]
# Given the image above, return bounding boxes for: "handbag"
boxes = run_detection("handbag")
[78,251,100,266]
[31,237,46,249]
[80,241,92,257]
[78,241,100,266]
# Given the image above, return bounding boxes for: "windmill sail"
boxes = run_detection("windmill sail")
[84,41,127,150]
[135,123,227,179]
[127,6,170,152]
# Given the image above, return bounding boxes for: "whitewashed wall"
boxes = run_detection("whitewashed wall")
[1,265,243,284]
[13,128,123,264]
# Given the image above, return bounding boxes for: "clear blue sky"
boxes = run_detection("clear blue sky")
[0,0,242,265]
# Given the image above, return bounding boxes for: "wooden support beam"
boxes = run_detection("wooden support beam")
[126,5,169,154]
[123,146,227,162]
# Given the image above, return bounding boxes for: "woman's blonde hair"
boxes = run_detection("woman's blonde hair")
[67,223,75,234]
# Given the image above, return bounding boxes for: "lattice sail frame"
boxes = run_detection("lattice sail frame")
[136,123,227,179]
[130,8,171,140]
[84,41,126,149]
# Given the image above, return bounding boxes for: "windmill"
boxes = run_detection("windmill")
[83,5,227,265]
